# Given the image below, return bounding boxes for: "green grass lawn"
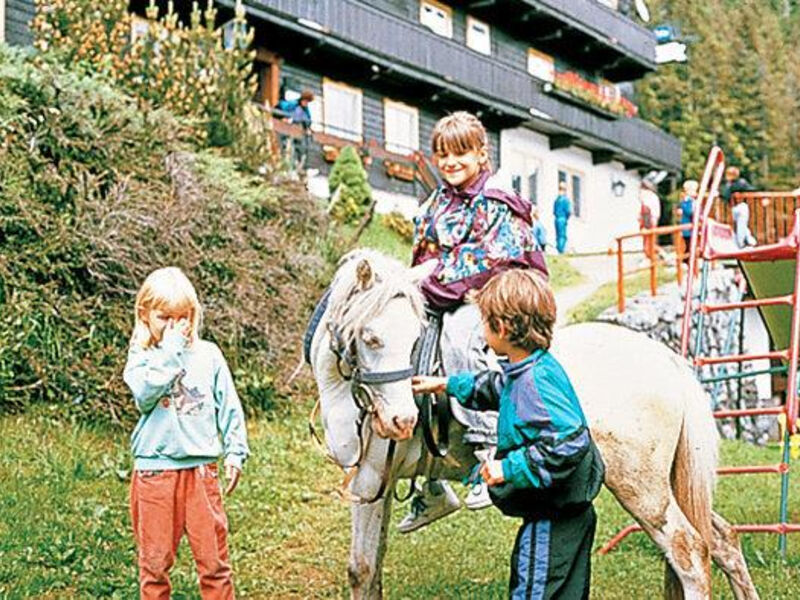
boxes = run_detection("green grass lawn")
[2,409,799,599]
[566,266,675,324]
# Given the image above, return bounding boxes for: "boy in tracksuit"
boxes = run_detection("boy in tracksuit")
[412,269,604,599]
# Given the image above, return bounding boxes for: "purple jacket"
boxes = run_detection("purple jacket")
[412,170,548,310]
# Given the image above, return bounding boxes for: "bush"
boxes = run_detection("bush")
[328,146,372,224]
[0,47,329,422]
[30,0,263,159]
[380,212,414,242]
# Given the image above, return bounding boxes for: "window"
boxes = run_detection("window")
[466,16,491,55]
[420,0,452,39]
[130,15,151,44]
[384,99,419,156]
[505,149,540,206]
[322,79,362,142]
[558,169,585,219]
[0,0,5,44]
[527,48,555,83]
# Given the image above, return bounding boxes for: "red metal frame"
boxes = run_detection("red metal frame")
[603,147,800,556]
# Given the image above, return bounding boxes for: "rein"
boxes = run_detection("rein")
[305,281,451,505]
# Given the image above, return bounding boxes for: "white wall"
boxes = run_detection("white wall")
[499,127,643,253]
[0,0,5,44]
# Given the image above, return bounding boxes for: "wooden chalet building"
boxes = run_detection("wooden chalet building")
[3,0,682,251]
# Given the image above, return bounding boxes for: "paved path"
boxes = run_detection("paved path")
[554,254,619,327]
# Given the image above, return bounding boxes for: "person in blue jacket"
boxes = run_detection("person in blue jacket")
[553,181,572,254]
[678,179,698,262]
[413,269,604,599]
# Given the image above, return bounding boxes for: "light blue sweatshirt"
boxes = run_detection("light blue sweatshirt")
[123,331,250,471]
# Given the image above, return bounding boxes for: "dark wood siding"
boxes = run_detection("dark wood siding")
[5,0,35,46]
[278,58,506,199]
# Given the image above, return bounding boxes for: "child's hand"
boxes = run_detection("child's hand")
[163,318,191,345]
[480,460,505,486]
[224,463,241,496]
[411,376,447,395]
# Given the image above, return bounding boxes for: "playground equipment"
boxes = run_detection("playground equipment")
[602,146,800,556]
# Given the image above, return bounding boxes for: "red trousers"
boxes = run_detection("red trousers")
[130,463,235,600]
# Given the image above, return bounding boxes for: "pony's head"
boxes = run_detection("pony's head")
[327,250,425,441]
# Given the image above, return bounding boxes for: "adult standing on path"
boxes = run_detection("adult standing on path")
[639,179,661,262]
[553,181,572,254]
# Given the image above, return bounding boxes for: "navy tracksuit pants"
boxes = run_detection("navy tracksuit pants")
[508,505,596,599]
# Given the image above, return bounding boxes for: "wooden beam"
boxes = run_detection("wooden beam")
[549,134,576,151]
[623,160,649,171]
[592,150,616,165]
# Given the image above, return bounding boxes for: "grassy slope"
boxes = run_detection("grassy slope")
[567,267,674,324]
[2,412,799,599]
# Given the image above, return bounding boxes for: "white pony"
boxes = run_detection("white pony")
[308,249,758,599]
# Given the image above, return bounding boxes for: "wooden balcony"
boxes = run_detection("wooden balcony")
[725,193,800,245]
[235,0,680,171]
[466,0,656,81]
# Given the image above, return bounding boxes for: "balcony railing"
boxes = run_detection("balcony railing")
[242,0,679,169]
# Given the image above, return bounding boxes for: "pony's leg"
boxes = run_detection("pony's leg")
[349,494,393,600]
[710,512,760,600]
[612,482,711,600]
[636,497,712,600]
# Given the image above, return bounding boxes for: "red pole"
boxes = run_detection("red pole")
[650,232,657,296]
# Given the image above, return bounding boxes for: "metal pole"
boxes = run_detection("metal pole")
[693,261,711,376]
[779,428,791,558]
[737,305,746,439]
[617,238,625,313]
[650,232,657,296]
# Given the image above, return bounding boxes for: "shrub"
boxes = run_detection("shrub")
[30,0,263,159]
[0,47,329,423]
[381,212,414,242]
[328,146,372,224]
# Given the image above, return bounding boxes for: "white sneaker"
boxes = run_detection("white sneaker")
[397,481,461,534]
[464,480,493,510]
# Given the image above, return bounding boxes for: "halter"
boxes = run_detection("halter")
[324,301,417,505]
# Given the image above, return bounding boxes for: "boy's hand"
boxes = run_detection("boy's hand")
[480,460,505,486]
[224,463,241,496]
[411,375,447,395]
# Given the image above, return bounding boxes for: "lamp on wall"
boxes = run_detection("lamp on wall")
[611,178,626,198]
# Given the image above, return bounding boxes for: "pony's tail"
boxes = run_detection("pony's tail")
[665,380,717,599]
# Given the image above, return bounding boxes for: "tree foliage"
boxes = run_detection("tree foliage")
[328,146,373,224]
[30,0,260,154]
[637,0,800,188]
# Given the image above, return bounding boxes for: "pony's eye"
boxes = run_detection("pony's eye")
[361,330,384,350]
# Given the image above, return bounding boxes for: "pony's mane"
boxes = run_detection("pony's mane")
[327,249,425,349]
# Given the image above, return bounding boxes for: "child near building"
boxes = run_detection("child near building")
[124,267,249,600]
[678,179,698,261]
[401,110,547,533]
[412,269,605,598]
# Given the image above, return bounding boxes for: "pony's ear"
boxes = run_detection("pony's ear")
[356,259,374,290]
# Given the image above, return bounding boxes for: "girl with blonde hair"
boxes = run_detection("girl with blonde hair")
[124,266,249,600]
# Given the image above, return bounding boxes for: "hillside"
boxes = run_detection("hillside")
[0,46,332,422]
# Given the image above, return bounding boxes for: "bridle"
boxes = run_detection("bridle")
[323,306,417,504]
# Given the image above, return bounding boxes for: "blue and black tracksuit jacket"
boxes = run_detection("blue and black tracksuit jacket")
[446,349,604,520]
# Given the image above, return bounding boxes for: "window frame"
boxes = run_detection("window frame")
[558,167,586,220]
[383,98,420,156]
[322,78,363,142]
[466,15,491,56]
[419,0,453,39]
